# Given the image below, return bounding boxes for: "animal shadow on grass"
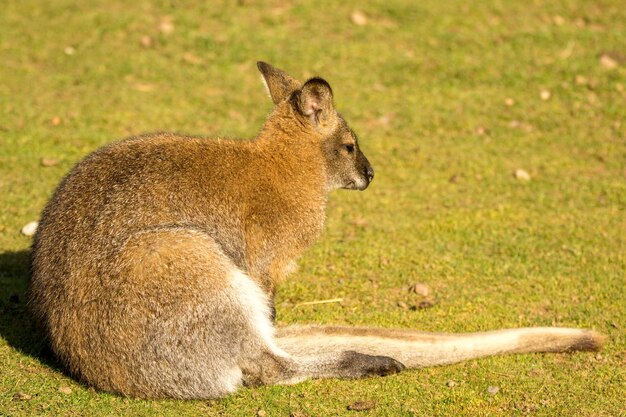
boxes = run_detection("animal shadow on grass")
[0,249,61,372]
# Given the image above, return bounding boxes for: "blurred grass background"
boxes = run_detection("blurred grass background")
[0,0,624,415]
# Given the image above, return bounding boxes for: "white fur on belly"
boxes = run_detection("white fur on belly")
[229,270,287,357]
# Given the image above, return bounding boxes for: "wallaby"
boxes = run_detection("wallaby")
[28,62,604,399]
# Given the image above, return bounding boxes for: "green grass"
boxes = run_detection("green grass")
[1,0,625,415]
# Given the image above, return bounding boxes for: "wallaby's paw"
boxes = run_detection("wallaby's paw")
[339,351,406,378]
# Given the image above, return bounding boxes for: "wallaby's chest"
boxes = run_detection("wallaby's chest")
[240,181,327,290]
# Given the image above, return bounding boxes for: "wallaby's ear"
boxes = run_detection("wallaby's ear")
[257,61,301,105]
[296,77,336,132]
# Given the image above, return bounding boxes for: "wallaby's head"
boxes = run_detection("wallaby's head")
[257,61,374,191]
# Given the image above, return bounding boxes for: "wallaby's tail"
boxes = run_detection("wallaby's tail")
[276,326,605,368]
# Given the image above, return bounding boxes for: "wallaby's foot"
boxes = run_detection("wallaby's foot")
[241,349,405,387]
[339,351,406,377]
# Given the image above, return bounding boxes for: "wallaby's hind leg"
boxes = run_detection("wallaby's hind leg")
[88,228,254,399]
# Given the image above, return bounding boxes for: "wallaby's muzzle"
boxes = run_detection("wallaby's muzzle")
[354,166,374,191]
[355,152,374,191]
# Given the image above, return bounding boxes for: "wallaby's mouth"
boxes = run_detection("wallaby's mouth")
[356,179,371,191]
[344,178,370,191]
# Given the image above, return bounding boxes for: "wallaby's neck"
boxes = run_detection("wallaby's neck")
[256,107,314,146]
[255,111,328,190]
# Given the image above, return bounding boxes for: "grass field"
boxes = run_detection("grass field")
[1,0,625,415]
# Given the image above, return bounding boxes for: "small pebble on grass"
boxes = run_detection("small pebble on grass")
[514,169,531,181]
[575,75,589,85]
[58,386,72,395]
[347,400,376,411]
[408,282,430,297]
[350,10,368,26]
[159,17,175,35]
[21,221,38,236]
[41,157,59,167]
[475,126,488,135]
[13,392,32,401]
[140,35,153,48]
[599,54,618,69]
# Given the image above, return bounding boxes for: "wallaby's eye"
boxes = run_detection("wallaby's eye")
[344,144,355,154]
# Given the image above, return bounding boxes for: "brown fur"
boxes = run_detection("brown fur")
[27,62,604,399]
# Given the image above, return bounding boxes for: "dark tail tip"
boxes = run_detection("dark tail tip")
[569,331,606,352]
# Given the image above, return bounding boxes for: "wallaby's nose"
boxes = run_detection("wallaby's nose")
[366,166,375,182]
